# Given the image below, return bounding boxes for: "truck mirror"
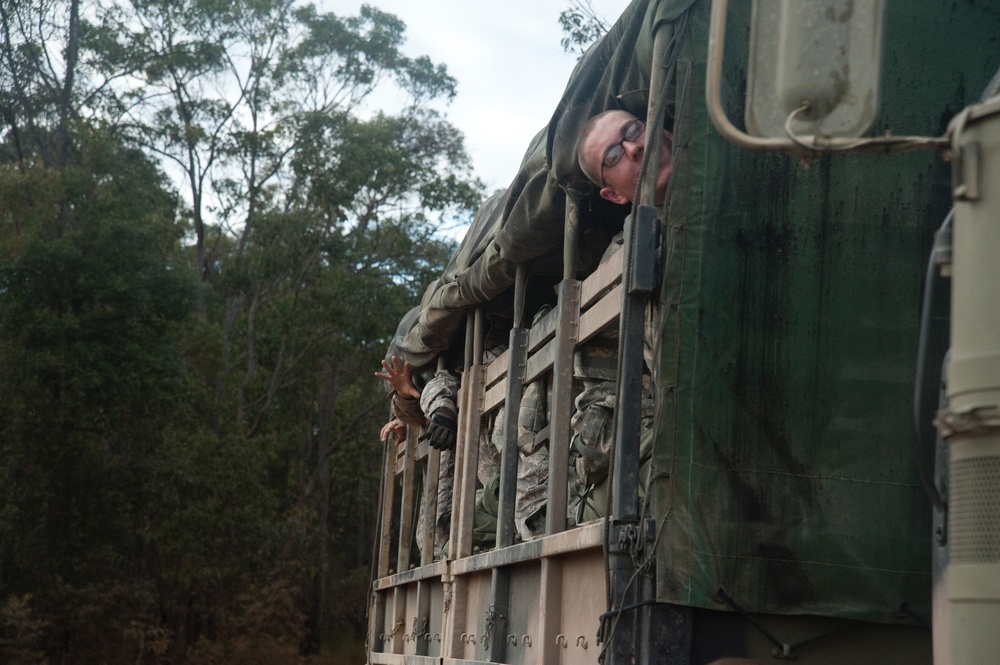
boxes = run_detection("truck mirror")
[745,0,885,140]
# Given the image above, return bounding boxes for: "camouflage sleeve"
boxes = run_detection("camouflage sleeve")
[419,370,460,419]
[420,370,460,451]
[392,393,426,427]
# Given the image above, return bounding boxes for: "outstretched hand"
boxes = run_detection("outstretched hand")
[374,355,420,400]
[380,418,407,446]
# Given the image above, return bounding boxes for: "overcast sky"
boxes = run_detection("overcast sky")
[319,0,626,196]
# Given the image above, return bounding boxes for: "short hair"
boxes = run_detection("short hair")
[576,109,638,187]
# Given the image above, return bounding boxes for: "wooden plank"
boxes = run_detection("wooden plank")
[372,560,449,591]
[378,441,397,579]
[370,652,440,665]
[539,558,564,665]
[546,280,580,535]
[420,449,440,566]
[524,339,557,385]
[396,430,418,573]
[414,439,429,462]
[580,244,623,308]
[369,589,388,664]
[526,305,558,352]
[482,377,507,414]
[482,348,508,387]
[450,522,603,575]
[451,365,484,560]
[390,586,407,654]
[579,284,622,346]
[394,438,406,476]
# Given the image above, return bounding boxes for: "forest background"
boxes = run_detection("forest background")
[0,0,604,663]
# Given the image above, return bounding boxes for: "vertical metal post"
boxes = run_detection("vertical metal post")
[465,312,476,370]
[474,305,485,359]
[451,309,486,560]
[368,588,386,656]
[605,210,650,665]
[498,265,529,548]
[564,195,581,281]
[390,586,406,654]
[640,24,672,209]
[607,20,671,665]
[489,266,529,662]
[377,438,397,579]
[396,428,418,573]
[546,197,582,535]
[610,205,658,528]
[539,558,564,665]
[414,580,431,656]
[420,448,440,566]
[513,262,528,329]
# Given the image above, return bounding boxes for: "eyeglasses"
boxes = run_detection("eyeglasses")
[600,119,645,187]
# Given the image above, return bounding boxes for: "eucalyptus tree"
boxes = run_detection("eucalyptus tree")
[91,0,481,654]
[0,0,482,659]
[558,0,611,56]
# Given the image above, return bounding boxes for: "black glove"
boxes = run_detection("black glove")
[427,413,457,450]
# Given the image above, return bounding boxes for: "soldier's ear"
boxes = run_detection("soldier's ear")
[600,186,630,206]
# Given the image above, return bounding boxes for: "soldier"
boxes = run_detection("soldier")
[376,354,458,451]
[577,109,673,206]
[375,353,458,560]
[376,354,424,445]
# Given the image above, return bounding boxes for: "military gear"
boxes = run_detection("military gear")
[420,369,459,451]
[478,408,503,486]
[416,447,454,561]
[572,380,654,489]
[475,346,507,486]
[428,413,457,450]
[576,425,654,525]
[472,473,500,550]
[513,375,550,540]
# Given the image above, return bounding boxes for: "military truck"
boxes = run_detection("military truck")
[366,1,1000,663]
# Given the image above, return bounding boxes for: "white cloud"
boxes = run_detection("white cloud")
[317,0,624,197]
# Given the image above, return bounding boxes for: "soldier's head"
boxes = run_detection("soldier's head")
[577,110,673,206]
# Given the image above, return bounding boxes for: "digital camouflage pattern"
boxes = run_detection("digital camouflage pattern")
[513,375,550,539]
[571,379,654,488]
[419,370,459,423]
[416,447,454,561]
[420,370,460,450]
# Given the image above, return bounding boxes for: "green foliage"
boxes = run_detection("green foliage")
[0,0,477,662]
[0,130,204,663]
[558,0,611,56]
[0,594,47,664]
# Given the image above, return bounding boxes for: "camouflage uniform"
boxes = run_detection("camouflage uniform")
[478,314,553,542]
[569,236,657,523]
[513,374,550,540]
[414,446,454,561]
[419,370,460,435]
[570,330,653,523]
[477,346,506,487]
[392,393,425,428]
[421,371,460,556]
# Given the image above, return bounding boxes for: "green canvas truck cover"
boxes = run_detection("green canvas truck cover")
[649,0,998,622]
